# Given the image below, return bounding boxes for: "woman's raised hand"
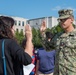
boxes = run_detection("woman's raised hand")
[25,25,32,41]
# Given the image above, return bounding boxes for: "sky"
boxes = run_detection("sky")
[0,0,76,19]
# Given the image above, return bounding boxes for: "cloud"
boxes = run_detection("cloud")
[66,7,76,11]
[51,6,76,11]
[51,6,61,11]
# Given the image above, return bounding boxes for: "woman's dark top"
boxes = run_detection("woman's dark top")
[0,37,32,75]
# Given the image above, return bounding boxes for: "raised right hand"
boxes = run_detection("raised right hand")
[40,20,46,33]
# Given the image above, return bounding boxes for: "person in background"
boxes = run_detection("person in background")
[21,39,37,75]
[0,16,33,75]
[40,9,76,75]
[36,31,55,75]
[29,49,37,75]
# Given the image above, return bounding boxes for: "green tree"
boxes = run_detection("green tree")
[15,30,24,44]
[32,27,42,48]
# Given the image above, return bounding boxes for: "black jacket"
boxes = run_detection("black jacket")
[0,38,32,75]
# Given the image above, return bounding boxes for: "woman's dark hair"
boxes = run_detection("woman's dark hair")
[0,16,15,39]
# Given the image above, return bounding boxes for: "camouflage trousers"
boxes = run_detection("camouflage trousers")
[54,71,76,75]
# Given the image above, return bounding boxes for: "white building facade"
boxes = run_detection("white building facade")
[12,17,28,34]
[27,17,58,29]
[0,15,76,34]
[27,16,76,29]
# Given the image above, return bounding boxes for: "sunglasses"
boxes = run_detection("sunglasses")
[58,18,70,23]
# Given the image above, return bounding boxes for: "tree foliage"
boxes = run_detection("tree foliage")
[32,27,42,48]
[15,30,24,44]
[15,23,76,48]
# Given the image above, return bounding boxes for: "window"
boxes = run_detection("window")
[16,28,19,32]
[18,21,21,26]
[22,21,24,26]
[15,20,17,25]
[21,29,23,32]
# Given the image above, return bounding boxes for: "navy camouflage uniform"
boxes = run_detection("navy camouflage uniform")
[41,9,76,75]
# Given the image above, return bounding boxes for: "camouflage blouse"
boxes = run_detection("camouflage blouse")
[41,29,76,75]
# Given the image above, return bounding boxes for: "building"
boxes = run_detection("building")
[0,14,76,34]
[47,16,58,28]
[27,16,76,30]
[27,16,58,29]
[12,16,28,35]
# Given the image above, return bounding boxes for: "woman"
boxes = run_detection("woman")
[0,16,33,75]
